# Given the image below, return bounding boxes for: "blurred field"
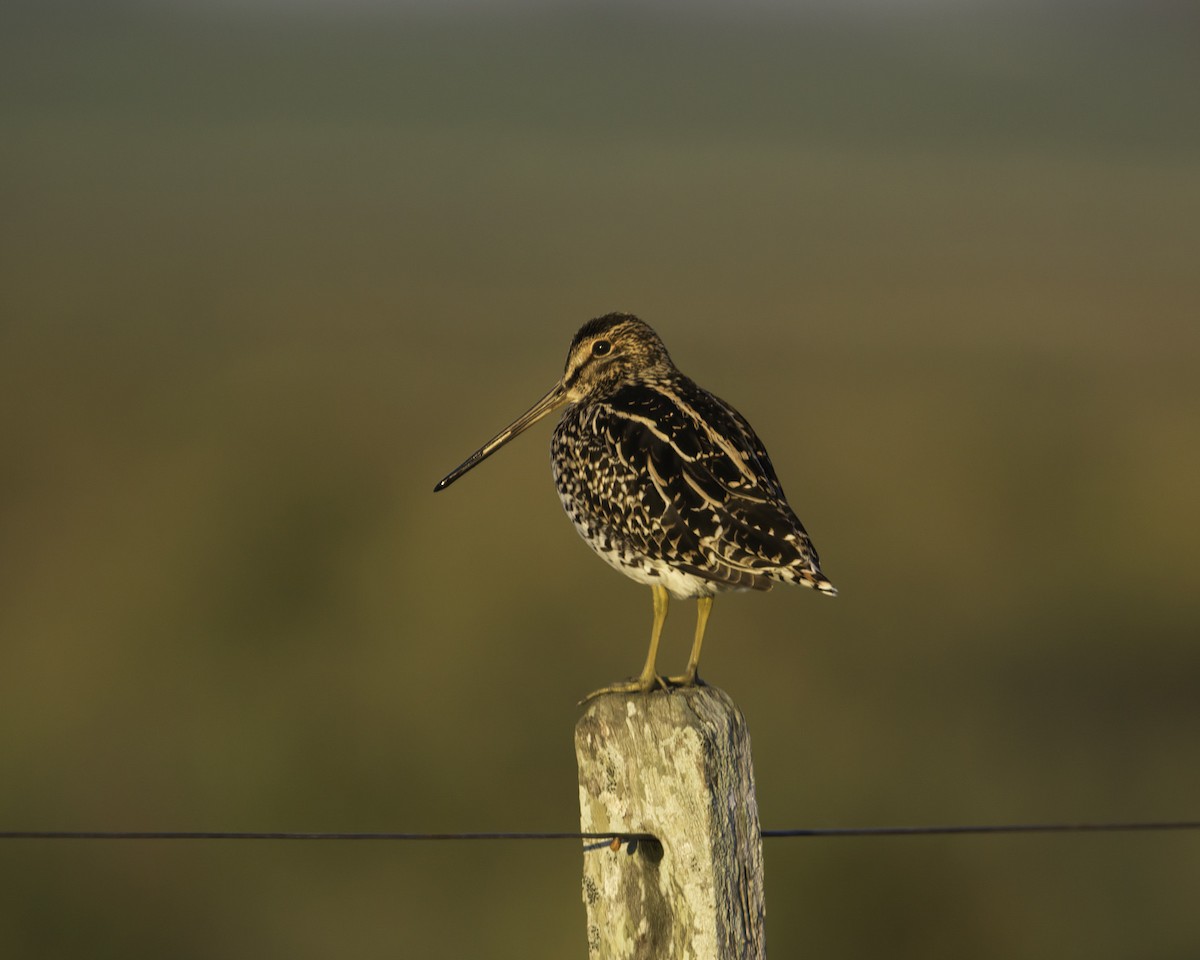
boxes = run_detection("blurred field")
[2,3,1199,958]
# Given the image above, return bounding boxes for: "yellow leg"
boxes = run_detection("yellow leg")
[581,583,670,702]
[669,595,712,687]
[636,583,670,689]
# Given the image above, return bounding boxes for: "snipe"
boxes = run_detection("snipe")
[435,313,835,697]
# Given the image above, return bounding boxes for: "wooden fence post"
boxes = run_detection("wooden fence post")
[575,685,766,960]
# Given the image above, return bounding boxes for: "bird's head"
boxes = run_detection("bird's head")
[560,313,675,402]
[433,312,673,491]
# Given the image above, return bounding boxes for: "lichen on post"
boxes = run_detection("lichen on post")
[575,685,766,960]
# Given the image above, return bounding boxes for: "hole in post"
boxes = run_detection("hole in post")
[629,837,664,863]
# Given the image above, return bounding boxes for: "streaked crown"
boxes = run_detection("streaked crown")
[561,313,675,401]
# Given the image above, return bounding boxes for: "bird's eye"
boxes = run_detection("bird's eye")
[592,340,612,357]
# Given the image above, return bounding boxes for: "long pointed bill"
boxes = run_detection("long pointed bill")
[433,382,570,492]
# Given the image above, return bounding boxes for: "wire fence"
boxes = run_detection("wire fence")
[3,820,1198,845]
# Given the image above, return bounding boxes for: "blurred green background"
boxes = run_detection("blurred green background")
[2,1,1198,957]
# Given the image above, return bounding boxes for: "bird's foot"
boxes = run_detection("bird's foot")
[665,670,705,689]
[579,673,669,704]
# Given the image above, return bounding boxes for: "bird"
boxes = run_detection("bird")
[434,312,835,698]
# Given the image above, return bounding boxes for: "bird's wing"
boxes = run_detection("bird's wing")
[600,380,823,589]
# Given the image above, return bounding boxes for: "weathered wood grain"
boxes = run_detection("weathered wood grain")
[576,686,765,960]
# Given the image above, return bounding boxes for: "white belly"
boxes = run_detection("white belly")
[565,513,721,600]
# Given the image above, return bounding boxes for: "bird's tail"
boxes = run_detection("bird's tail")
[796,567,838,597]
